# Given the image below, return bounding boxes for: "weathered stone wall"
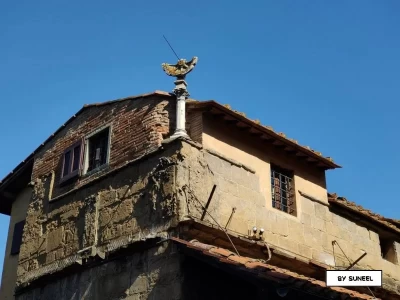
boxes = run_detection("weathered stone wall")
[176,141,400,293]
[17,142,181,289]
[14,241,265,300]
[16,242,183,300]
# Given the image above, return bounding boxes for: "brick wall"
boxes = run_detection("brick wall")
[186,110,203,144]
[32,95,174,198]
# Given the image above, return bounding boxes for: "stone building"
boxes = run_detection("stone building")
[0,64,400,299]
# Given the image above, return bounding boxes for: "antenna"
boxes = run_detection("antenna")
[163,35,180,60]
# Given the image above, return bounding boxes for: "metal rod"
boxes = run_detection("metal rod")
[345,252,367,270]
[200,185,216,221]
[163,35,180,60]
[225,207,236,229]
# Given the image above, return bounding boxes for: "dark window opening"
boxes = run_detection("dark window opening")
[379,236,398,264]
[60,141,83,183]
[271,165,295,215]
[87,128,110,173]
[11,220,25,255]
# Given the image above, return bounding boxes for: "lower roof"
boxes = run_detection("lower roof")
[172,237,376,300]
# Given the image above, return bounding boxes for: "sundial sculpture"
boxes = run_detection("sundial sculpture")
[162,57,198,138]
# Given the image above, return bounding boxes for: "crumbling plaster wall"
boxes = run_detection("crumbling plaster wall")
[16,139,182,290]
[176,138,400,293]
[16,242,183,300]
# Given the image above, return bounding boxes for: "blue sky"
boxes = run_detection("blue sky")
[0,1,399,276]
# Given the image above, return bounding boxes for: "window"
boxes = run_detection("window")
[61,141,83,183]
[84,127,110,174]
[271,165,295,215]
[10,220,25,255]
[379,236,398,264]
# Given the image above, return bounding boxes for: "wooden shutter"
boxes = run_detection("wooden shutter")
[60,140,84,183]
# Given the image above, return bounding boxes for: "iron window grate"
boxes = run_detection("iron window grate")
[271,168,295,215]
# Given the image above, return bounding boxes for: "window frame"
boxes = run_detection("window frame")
[60,140,84,183]
[270,164,296,216]
[82,125,112,176]
[10,220,25,255]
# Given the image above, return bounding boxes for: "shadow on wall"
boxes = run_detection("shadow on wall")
[16,242,183,300]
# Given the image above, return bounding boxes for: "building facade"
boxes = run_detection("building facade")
[0,90,399,300]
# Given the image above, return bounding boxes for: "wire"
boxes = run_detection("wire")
[163,35,180,60]
[186,187,241,256]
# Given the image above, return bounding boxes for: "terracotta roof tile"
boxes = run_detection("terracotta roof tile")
[171,237,378,300]
[328,193,400,234]
[209,247,235,257]
[227,255,254,265]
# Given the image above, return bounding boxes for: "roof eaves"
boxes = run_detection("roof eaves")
[171,238,375,300]
[188,101,340,169]
[0,91,173,189]
[328,193,400,235]
[83,90,173,108]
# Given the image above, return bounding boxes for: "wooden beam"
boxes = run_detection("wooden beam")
[272,140,284,146]
[295,152,307,157]
[249,128,263,136]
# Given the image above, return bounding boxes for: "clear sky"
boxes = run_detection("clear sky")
[0,1,399,277]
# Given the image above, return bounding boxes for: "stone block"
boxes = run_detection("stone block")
[303,226,323,249]
[337,229,351,242]
[300,212,312,227]
[270,213,289,237]
[128,275,148,295]
[264,231,280,247]
[314,204,328,220]
[218,177,239,196]
[300,198,314,215]
[312,217,326,232]
[278,237,299,254]
[326,222,339,237]
[298,244,312,259]
[312,250,335,266]
[113,199,134,223]
[99,208,112,228]
[99,190,118,208]
[46,226,64,252]
[287,219,305,244]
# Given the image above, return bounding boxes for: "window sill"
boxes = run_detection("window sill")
[83,164,109,178]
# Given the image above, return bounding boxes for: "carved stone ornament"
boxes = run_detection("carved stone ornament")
[162,57,198,79]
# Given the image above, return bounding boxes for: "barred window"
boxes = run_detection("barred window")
[271,165,295,215]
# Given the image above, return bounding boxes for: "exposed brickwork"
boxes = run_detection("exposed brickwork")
[186,110,203,144]
[32,96,174,198]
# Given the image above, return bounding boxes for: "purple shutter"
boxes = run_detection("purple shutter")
[60,140,83,183]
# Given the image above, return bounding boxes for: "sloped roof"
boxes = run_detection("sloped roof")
[171,237,376,300]
[0,91,172,189]
[328,193,400,234]
[187,100,340,170]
